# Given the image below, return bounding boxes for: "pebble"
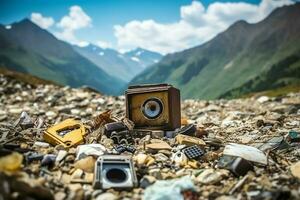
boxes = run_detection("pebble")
[96,192,117,200]
[34,141,50,148]
[45,111,57,118]
[196,169,223,185]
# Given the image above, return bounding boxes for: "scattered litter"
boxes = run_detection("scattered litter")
[114,144,136,153]
[0,74,299,199]
[183,145,205,160]
[287,130,300,143]
[175,124,197,136]
[223,143,268,165]
[144,176,196,200]
[19,111,34,129]
[0,152,23,172]
[76,144,106,160]
[175,134,206,146]
[41,154,56,167]
[146,140,172,151]
[218,155,253,176]
[94,155,137,189]
[43,118,86,148]
[171,151,188,166]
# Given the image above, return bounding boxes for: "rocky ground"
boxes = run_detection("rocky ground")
[0,73,300,200]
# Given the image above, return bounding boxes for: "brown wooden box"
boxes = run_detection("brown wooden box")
[125,83,181,130]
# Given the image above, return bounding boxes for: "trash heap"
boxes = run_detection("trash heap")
[0,73,300,200]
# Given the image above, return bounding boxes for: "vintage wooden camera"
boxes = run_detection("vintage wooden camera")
[125,84,181,130]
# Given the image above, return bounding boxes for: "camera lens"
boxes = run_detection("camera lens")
[142,98,163,119]
[106,168,127,183]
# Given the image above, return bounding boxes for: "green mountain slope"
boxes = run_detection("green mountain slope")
[0,19,125,95]
[130,3,300,99]
[219,54,300,98]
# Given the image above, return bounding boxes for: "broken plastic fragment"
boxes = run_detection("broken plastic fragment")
[144,176,196,200]
[223,143,267,165]
[146,140,172,151]
[19,111,34,129]
[76,144,106,160]
[175,124,197,136]
[183,145,205,160]
[175,134,206,147]
[0,152,23,172]
[43,118,86,148]
[104,121,128,137]
[218,155,253,177]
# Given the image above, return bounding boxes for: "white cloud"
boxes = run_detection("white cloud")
[55,5,92,45]
[114,0,294,54]
[30,13,54,29]
[96,40,112,49]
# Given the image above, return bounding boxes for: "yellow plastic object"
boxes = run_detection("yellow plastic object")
[175,134,206,147]
[44,119,86,148]
[0,152,23,172]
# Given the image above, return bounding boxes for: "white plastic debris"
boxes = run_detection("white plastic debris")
[144,176,195,200]
[223,143,267,165]
[76,144,106,160]
[34,141,50,148]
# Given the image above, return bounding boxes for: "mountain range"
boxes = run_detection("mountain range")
[130,3,300,99]
[0,19,162,95]
[0,19,126,95]
[73,45,161,82]
[0,3,299,99]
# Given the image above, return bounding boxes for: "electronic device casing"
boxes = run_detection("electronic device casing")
[125,83,181,130]
[93,155,138,190]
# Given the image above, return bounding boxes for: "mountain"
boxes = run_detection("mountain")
[130,3,300,99]
[0,19,125,95]
[124,47,162,68]
[74,45,162,82]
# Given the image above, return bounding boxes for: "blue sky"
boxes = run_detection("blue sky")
[0,0,296,54]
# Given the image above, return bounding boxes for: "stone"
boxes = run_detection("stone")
[1,73,300,200]
[257,96,269,103]
[154,153,169,162]
[55,192,66,200]
[34,141,50,148]
[140,175,157,188]
[45,111,57,118]
[146,140,172,151]
[290,161,300,179]
[55,150,68,163]
[96,192,117,200]
[74,156,96,173]
[135,153,155,166]
[196,169,223,185]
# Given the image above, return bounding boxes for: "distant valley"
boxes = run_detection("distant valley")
[0,19,162,95]
[0,3,299,99]
[74,45,161,82]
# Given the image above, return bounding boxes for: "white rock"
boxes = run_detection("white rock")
[46,111,57,118]
[196,169,222,184]
[34,141,50,148]
[96,192,117,200]
[257,96,269,103]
